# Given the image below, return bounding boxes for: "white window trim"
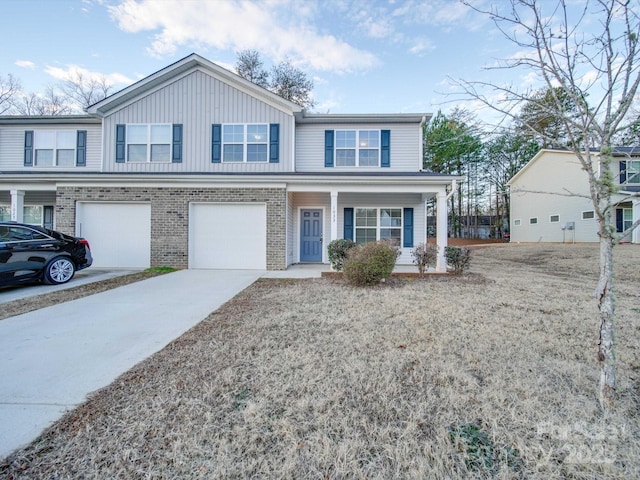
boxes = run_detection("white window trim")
[34,130,77,167]
[514,219,522,227]
[549,214,560,223]
[354,207,403,245]
[582,210,595,220]
[335,129,380,167]
[126,124,172,163]
[222,123,269,163]
[623,160,640,184]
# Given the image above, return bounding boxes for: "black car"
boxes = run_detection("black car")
[0,222,92,287]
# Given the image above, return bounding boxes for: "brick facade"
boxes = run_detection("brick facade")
[56,186,287,270]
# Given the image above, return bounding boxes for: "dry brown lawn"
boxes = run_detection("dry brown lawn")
[1,244,639,479]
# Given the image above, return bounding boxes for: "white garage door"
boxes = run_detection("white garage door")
[189,203,266,269]
[77,202,151,268]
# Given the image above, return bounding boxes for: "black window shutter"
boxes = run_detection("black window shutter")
[381,130,390,167]
[172,124,183,163]
[212,124,222,163]
[344,207,354,240]
[403,207,414,247]
[115,125,126,163]
[24,130,34,166]
[620,161,627,183]
[76,130,87,166]
[269,123,279,163]
[325,130,334,167]
[616,209,624,232]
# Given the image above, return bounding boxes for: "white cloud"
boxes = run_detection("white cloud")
[408,39,434,56]
[15,60,36,69]
[44,64,133,86]
[107,0,379,73]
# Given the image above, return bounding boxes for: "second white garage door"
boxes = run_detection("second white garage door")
[189,203,267,269]
[76,202,151,269]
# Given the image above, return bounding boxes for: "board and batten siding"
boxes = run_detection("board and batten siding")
[294,122,422,172]
[102,70,294,173]
[0,124,101,171]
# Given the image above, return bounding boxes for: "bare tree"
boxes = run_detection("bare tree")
[458,0,640,409]
[14,86,71,116]
[60,71,112,111]
[235,50,269,88]
[0,73,21,114]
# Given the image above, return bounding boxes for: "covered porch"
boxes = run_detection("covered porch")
[286,174,458,273]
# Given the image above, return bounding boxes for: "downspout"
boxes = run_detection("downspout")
[446,179,457,200]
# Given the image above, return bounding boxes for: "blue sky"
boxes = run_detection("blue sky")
[0,0,605,120]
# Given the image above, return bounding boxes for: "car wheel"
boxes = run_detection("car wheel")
[43,256,76,285]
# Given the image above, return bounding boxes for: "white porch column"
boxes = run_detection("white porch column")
[10,190,25,223]
[330,191,338,242]
[436,191,448,272]
[633,199,640,244]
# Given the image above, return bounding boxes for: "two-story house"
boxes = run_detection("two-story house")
[0,54,459,272]
[508,148,640,243]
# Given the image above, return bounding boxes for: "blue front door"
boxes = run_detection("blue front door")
[300,209,323,262]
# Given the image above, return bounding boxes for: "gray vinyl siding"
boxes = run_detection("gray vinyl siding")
[0,124,101,171]
[295,123,422,172]
[102,70,294,173]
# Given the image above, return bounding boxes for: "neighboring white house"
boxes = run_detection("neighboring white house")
[507,148,640,244]
[0,54,461,271]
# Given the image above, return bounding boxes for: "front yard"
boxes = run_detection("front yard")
[1,244,639,479]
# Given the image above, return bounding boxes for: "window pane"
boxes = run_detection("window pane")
[355,208,377,227]
[223,144,244,162]
[582,211,594,220]
[359,130,379,148]
[247,124,268,143]
[150,144,170,162]
[336,150,356,166]
[336,130,356,148]
[128,144,147,162]
[0,206,10,222]
[34,131,55,149]
[56,131,76,149]
[380,228,401,244]
[23,206,43,225]
[35,149,53,166]
[223,125,244,143]
[150,125,171,143]
[355,228,377,244]
[380,209,402,227]
[127,125,148,143]
[247,144,267,162]
[56,149,75,166]
[359,150,379,166]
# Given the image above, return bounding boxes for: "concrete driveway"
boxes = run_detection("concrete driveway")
[0,269,262,459]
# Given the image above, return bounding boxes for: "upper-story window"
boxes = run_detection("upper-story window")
[211,123,279,164]
[336,130,380,167]
[621,160,640,184]
[325,129,390,168]
[223,124,269,162]
[24,130,87,168]
[127,124,172,162]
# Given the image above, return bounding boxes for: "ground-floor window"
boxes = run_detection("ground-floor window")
[355,208,402,244]
[617,207,633,232]
[0,205,9,222]
[0,205,52,227]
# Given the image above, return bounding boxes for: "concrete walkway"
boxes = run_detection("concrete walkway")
[0,269,262,459]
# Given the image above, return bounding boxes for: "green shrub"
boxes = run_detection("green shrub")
[411,243,438,275]
[343,240,400,286]
[445,246,471,274]
[327,238,356,271]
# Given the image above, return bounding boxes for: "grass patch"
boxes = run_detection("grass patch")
[1,244,639,478]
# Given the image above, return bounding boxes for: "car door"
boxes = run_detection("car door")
[0,225,61,285]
